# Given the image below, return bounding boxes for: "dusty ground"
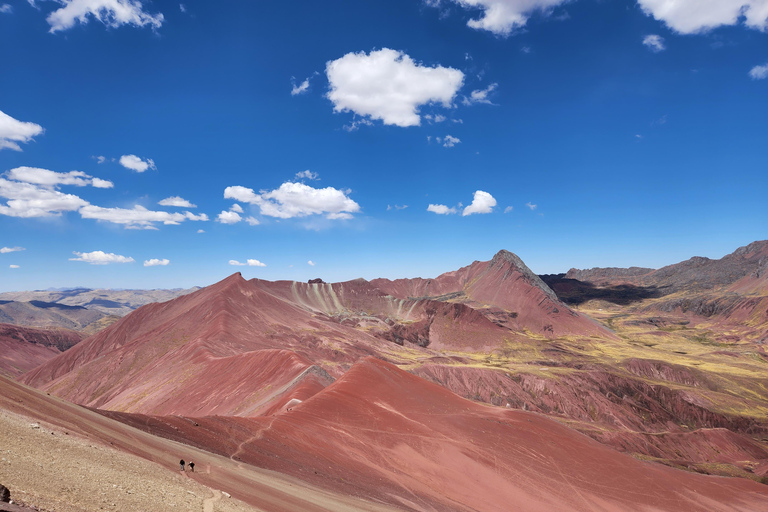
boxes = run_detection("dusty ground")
[0,409,258,512]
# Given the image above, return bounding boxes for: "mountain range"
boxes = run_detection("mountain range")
[4,241,768,511]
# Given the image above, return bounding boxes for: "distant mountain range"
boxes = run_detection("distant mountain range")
[0,286,201,317]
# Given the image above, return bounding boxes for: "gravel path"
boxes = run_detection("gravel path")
[0,410,260,512]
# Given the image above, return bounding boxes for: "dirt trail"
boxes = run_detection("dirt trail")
[204,490,222,512]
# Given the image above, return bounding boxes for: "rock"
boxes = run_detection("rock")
[0,484,10,502]
[221,491,231,498]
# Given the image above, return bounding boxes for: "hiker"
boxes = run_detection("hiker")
[180,459,185,471]
[189,461,195,472]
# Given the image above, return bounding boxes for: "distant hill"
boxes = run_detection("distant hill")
[0,286,201,317]
[0,323,82,378]
[0,300,108,331]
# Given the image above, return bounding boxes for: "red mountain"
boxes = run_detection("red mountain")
[0,323,82,378]
[101,357,768,512]
[372,249,610,338]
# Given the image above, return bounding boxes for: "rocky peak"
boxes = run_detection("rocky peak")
[490,250,561,304]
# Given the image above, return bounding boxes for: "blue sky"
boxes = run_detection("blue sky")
[1,0,766,290]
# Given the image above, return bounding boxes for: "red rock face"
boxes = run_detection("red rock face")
[0,323,82,378]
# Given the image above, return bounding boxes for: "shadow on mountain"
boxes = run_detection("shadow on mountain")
[540,274,665,306]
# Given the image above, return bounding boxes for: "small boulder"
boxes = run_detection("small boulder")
[0,484,10,503]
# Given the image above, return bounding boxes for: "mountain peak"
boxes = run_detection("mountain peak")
[490,250,560,304]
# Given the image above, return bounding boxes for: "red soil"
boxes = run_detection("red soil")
[101,357,768,512]
[0,323,81,378]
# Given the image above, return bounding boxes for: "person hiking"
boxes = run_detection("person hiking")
[189,461,195,472]
[180,459,185,471]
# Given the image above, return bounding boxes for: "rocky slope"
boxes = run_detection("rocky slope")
[0,323,82,378]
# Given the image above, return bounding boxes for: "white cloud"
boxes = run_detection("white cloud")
[437,135,461,147]
[437,0,570,36]
[158,196,196,208]
[1,246,25,253]
[291,77,311,96]
[93,155,108,164]
[0,110,44,152]
[427,203,457,215]
[0,178,89,218]
[197,229,205,233]
[0,4,13,13]
[224,182,360,220]
[119,154,156,173]
[247,259,266,267]
[144,258,169,267]
[526,201,537,210]
[642,34,666,52]
[749,63,768,79]
[462,83,498,105]
[70,250,134,265]
[179,3,185,13]
[462,190,496,216]
[326,48,464,127]
[245,216,260,226]
[229,260,245,266]
[229,203,244,213]
[295,170,319,180]
[216,210,241,224]
[637,0,768,34]
[504,206,513,213]
[387,204,408,211]
[80,205,207,229]
[308,260,316,266]
[46,0,164,33]
[6,166,113,189]
[9,264,19,268]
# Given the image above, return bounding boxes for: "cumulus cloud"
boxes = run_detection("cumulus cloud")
[46,0,164,33]
[749,63,768,79]
[326,48,464,127]
[144,258,169,267]
[229,259,265,267]
[6,167,113,189]
[197,229,205,233]
[158,196,196,208]
[427,203,457,215]
[224,182,360,220]
[229,203,244,213]
[504,206,514,213]
[526,201,537,210]
[0,110,44,152]
[295,170,319,181]
[80,205,208,229]
[119,154,156,172]
[434,0,570,36]
[1,246,25,253]
[291,77,311,96]
[70,250,134,265]
[9,264,19,268]
[462,190,496,216]
[216,210,241,224]
[462,83,498,105]
[637,0,768,34]
[0,177,89,218]
[245,216,260,226]
[437,135,461,147]
[642,34,666,52]
[387,204,408,211]
[308,260,316,266]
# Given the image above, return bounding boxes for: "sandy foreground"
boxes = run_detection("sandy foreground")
[0,409,257,512]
